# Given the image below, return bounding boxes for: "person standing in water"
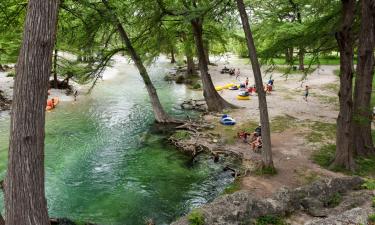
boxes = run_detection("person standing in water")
[303,85,309,102]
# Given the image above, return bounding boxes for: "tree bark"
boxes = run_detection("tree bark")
[298,48,305,71]
[186,54,195,78]
[191,18,236,111]
[236,0,274,168]
[285,48,294,64]
[204,39,210,65]
[170,47,176,64]
[352,0,375,157]
[331,0,356,170]
[0,214,4,225]
[5,0,59,225]
[102,0,174,123]
[53,48,58,88]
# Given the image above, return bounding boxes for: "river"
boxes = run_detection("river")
[0,57,234,225]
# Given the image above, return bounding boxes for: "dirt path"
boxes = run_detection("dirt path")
[205,57,343,197]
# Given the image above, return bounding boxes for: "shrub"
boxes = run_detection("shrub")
[256,215,289,225]
[188,209,205,225]
[192,82,201,89]
[6,71,15,77]
[326,192,342,208]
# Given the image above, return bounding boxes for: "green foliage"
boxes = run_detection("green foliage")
[6,71,15,77]
[188,209,205,225]
[172,131,191,140]
[191,82,201,89]
[222,178,241,195]
[372,196,375,207]
[362,179,375,190]
[368,214,375,223]
[255,215,289,225]
[326,192,342,208]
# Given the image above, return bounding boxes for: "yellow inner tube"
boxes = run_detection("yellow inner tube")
[237,95,250,100]
[224,83,235,89]
[215,86,223,91]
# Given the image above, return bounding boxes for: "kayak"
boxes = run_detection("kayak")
[215,86,223,91]
[237,95,250,100]
[46,97,59,111]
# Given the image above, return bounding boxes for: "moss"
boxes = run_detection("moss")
[172,130,191,140]
[188,209,205,225]
[222,178,241,195]
[255,215,289,225]
[271,115,297,133]
[326,192,342,208]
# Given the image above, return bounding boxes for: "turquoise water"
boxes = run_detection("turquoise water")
[0,59,233,225]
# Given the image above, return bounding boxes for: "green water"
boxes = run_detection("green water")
[0,59,233,225]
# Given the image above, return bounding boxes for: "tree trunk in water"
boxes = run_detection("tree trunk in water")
[191,19,236,111]
[186,54,195,78]
[102,0,173,123]
[331,0,356,170]
[298,48,305,71]
[170,47,176,64]
[352,0,375,157]
[5,0,59,225]
[236,0,274,168]
[53,48,58,88]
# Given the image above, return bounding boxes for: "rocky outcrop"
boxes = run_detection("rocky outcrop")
[305,207,373,225]
[171,177,368,225]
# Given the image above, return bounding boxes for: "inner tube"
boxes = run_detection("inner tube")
[224,83,235,89]
[229,86,239,90]
[237,95,250,100]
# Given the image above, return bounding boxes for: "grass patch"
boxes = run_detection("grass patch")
[271,115,297,133]
[295,169,320,185]
[188,209,205,225]
[312,145,375,177]
[255,166,278,176]
[171,130,191,140]
[222,178,241,195]
[310,93,338,107]
[323,83,339,93]
[305,121,336,143]
[326,192,342,208]
[255,215,289,225]
[213,120,258,145]
[274,66,316,75]
[311,144,336,168]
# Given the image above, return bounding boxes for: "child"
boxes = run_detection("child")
[245,77,249,87]
[303,85,309,102]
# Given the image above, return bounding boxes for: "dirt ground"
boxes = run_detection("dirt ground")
[205,58,344,197]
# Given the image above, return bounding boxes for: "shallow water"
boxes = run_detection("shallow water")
[0,58,233,225]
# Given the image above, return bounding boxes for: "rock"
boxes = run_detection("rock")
[171,177,365,225]
[305,207,374,225]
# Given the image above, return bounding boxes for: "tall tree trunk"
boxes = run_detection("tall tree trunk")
[0,214,4,225]
[285,48,294,64]
[298,48,305,71]
[5,0,59,225]
[352,0,375,157]
[53,48,58,88]
[204,39,210,65]
[191,18,236,111]
[102,0,174,123]
[331,0,356,170]
[236,0,274,168]
[170,47,176,64]
[186,54,195,78]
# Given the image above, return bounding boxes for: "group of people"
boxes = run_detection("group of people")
[239,78,274,96]
[238,125,262,152]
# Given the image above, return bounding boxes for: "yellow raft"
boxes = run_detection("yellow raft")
[215,86,223,91]
[236,95,250,100]
[223,83,235,89]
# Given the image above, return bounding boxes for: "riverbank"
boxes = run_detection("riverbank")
[170,57,375,224]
